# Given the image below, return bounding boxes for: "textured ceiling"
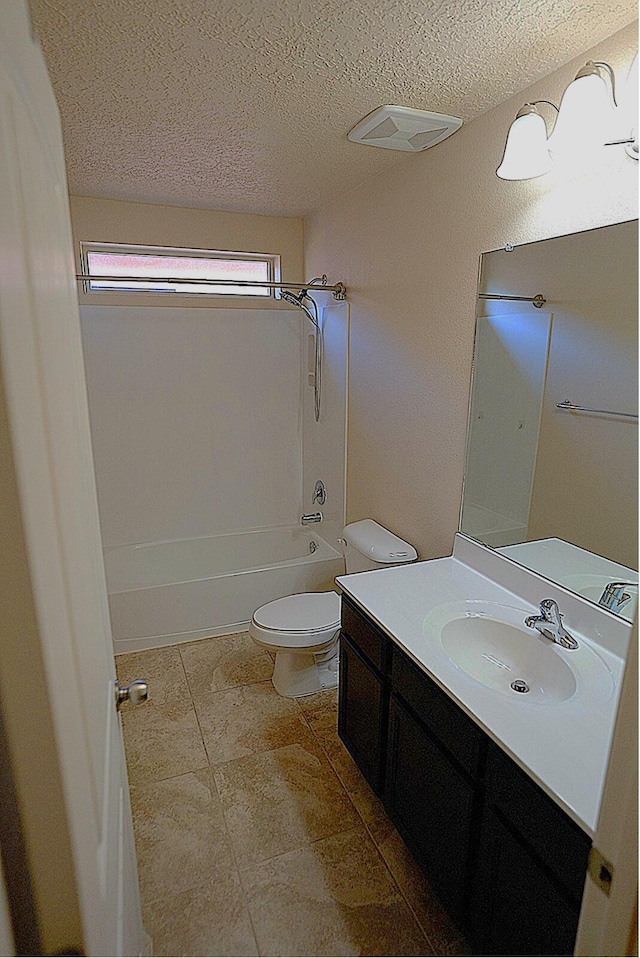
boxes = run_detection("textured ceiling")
[29,0,637,217]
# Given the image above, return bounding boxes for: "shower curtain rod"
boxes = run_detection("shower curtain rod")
[75,274,348,300]
[478,292,546,308]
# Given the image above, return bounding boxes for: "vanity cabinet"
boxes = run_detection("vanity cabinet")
[338,596,591,956]
[385,645,486,926]
[386,694,479,926]
[337,597,390,793]
[471,745,591,957]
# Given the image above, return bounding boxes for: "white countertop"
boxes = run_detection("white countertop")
[336,535,630,837]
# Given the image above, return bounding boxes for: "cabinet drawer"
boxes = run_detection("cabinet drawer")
[341,596,388,674]
[391,645,485,779]
[486,744,591,903]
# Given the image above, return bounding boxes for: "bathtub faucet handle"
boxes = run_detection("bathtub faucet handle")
[312,480,326,505]
[301,512,323,525]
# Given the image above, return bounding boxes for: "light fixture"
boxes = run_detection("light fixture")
[547,61,616,155]
[605,53,638,159]
[496,55,639,180]
[496,102,556,180]
[624,53,639,159]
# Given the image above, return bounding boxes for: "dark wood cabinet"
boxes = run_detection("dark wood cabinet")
[338,634,386,792]
[386,694,478,927]
[338,595,591,957]
[470,744,591,956]
[390,645,485,778]
[470,805,585,956]
[337,596,391,793]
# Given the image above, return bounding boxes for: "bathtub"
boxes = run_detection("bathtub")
[105,527,344,653]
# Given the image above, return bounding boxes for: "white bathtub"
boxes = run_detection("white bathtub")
[105,527,344,653]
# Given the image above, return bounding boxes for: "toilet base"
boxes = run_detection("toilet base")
[272,644,339,698]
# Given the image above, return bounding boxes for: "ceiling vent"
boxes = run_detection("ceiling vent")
[348,105,463,152]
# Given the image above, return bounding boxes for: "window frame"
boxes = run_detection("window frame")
[79,241,282,299]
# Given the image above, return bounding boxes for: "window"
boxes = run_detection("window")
[81,243,280,297]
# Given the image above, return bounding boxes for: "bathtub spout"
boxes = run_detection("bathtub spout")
[301,512,323,525]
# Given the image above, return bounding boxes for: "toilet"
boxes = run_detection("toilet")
[250,519,417,697]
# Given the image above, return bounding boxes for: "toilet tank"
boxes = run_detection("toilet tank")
[342,519,417,573]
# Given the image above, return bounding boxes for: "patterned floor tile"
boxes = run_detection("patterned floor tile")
[241,826,433,956]
[213,739,360,867]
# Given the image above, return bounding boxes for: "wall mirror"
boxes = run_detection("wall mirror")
[460,220,638,620]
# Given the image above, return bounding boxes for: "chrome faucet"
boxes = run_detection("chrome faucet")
[301,512,323,525]
[524,599,578,650]
[312,480,326,505]
[598,581,638,613]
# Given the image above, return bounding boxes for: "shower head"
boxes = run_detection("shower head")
[280,289,302,307]
[280,288,319,328]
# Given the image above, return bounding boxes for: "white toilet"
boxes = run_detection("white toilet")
[250,519,417,697]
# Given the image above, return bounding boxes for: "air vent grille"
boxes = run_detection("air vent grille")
[348,105,463,152]
[362,117,399,140]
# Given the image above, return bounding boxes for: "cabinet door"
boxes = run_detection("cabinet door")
[471,807,582,957]
[386,695,477,927]
[338,634,386,793]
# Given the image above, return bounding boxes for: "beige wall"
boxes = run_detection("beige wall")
[304,22,638,560]
[69,195,304,309]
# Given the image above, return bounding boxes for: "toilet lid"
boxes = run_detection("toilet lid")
[253,591,341,633]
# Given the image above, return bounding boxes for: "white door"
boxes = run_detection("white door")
[574,620,638,956]
[0,3,145,954]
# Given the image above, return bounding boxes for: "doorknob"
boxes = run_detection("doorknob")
[115,679,149,710]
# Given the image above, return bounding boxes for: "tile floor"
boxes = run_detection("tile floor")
[116,632,469,957]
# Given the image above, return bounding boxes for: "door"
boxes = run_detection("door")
[0,3,144,954]
[574,621,638,956]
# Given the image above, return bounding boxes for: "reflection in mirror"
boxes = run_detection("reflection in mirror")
[460,220,638,620]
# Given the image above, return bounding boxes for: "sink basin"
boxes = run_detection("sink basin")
[423,600,615,705]
[440,615,576,703]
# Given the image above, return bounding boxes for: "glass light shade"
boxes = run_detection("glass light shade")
[496,111,553,180]
[547,72,615,154]
[622,53,638,159]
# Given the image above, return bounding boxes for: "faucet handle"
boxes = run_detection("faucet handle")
[312,480,326,505]
[526,598,578,650]
[539,598,560,620]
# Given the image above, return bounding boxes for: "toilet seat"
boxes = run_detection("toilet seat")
[250,591,341,696]
[251,591,341,649]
